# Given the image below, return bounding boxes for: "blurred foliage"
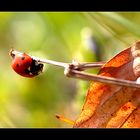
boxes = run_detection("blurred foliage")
[1,12,140,127]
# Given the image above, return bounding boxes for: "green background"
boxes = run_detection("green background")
[0,12,140,127]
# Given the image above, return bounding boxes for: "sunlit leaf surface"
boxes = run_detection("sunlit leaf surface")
[74,41,140,128]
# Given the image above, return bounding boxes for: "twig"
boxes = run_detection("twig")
[55,114,75,125]
[10,50,140,88]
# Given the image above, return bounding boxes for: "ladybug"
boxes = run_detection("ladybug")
[9,49,44,78]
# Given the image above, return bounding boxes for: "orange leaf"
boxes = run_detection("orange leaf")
[73,41,140,128]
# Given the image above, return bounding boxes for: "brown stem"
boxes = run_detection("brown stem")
[10,49,140,88]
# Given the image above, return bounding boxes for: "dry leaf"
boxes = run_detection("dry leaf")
[73,41,140,128]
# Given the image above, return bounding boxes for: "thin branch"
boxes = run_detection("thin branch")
[67,69,140,89]
[55,114,75,125]
[10,50,104,69]
[10,49,140,89]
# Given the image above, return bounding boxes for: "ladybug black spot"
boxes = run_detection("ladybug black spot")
[16,64,19,68]
[21,56,25,60]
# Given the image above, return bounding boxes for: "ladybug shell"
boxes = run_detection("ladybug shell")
[11,53,35,78]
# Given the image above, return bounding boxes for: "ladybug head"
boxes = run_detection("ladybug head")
[9,49,15,59]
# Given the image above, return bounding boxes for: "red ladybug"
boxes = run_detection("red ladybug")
[9,49,44,78]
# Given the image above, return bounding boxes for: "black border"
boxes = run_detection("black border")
[0,0,140,139]
[0,0,140,11]
[0,128,140,139]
